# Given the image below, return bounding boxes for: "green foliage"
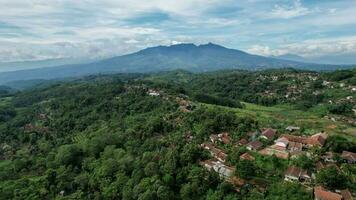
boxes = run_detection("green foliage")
[265,182,311,200]
[316,166,348,189]
[326,135,356,153]
[0,69,355,199]
[194,94,243,108]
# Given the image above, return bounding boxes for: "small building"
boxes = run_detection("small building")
[323,152,336,163]
[148,89,160,96]
[286,126,300,132]
[340,189,352,200]
[260,128,276,140]
[341,151,356,164]
[247,131,260,141]
[237,138,248,146]
[201,143,228,163]
[210,134,219,143]
[218,132,231,144]
[201,159,235,178]
[314,186,342,200]
[307,132,328,147]
[275,137,289,148]
[210,132,231,144]
[284,166,311,182]
[287,141,303,153]
[259,145,289,159]
[246,140,263,151]
[227,176,246,192]
[240,152,255,161]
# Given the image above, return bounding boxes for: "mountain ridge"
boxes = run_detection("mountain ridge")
[0,43,352,85]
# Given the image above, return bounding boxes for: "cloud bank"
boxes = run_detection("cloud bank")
[0,0,355,64]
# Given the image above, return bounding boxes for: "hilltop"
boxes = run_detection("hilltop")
[0,69,355,199]
[0,43,351,85]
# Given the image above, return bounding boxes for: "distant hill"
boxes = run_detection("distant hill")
[0,57,94,73]
[0,43,351,85]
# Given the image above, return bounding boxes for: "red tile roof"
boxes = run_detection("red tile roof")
[341,151,356,162]
[314,186,342,200]
[341,189,352,200]
[240,152,255,161]
[247,140,263,150]
[261,128,276,139]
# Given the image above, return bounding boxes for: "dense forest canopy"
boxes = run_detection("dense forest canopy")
[0,69,355,200]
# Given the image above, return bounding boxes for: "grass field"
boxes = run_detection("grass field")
[0,97,13,106]
[204,102,356,141]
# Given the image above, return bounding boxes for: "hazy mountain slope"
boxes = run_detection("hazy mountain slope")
[0,43,347,85]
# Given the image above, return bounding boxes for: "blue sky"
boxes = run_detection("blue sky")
[0,0,356,63]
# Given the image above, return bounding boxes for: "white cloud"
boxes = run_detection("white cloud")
[271,0,310,19]
[247,36,356,58]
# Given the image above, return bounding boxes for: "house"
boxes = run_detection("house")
[260,128,276,140]
[340,189,352,200]
[341,151,356,164]
[284,166,311,182]
[307,133,328,147]
[210,134,219,143]
[316,161,326,172]
[259,145,289,159]
[275,137,289,148]
[227,176,246,192]
[247,131,260,141]
[237,138,248,146]
[287,141,303,153]
[201,159,235,178]
[210,132,231,144]
[201,143,228,163]
[286,126,300,132]
[218,132,231,144]
[147,89,160,96]
[314,186,342,200]
[246,140,263,151]
[323,152,336,163]
[281,132,328,148]
[240,152,255,161]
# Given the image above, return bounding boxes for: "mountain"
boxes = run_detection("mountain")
[273,53,356,65]
[272,54,308,63]
[0,57,95,73]
[0,43,350,85]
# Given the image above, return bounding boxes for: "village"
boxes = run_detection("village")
[198,127,355,200]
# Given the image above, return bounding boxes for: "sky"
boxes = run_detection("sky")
[0,0,356,64]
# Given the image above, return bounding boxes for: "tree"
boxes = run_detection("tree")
[316,166,347,189]
[235,160,257,179]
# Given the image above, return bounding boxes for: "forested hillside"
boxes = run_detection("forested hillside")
[0,69,355,199]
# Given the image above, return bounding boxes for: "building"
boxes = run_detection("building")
[288,141,303,153]
[246,140,263,151]
[275,137,289,148]
[210,132,231,144]
[307,133,328,147]
[281,132,328,148]
[323,152,336,163]
[260,128,276,140]
[284,166,311,182]
[340,189,352,200]
[218,132,231,144]
[314,186,342,200]
[247,131,260,141]
[201,143,228,163]
[341,151,356,164]
[148,89,160,96]
[201,159,235,178]
[259,145,289,159]
[240,152,255,161]
[237,138,248,146]
[286,126,300,132]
